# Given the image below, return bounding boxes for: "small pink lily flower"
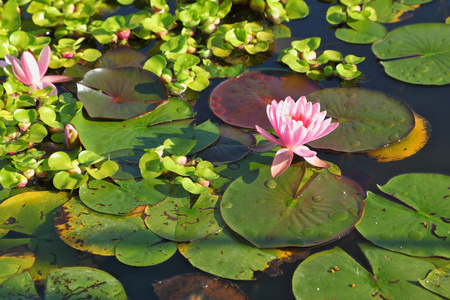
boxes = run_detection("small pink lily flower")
[5,46,72,96]
[255,96,339,178]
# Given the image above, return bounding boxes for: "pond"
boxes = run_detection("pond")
[0,0,449,299]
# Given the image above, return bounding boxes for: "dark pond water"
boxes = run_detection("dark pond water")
[98,1,450,299]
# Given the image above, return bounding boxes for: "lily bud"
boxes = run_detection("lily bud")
[117,28,131,40]
[64,124,80,150]
[197,178,210,187]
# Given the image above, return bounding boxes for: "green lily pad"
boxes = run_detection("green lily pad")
[79,178,170,215]
[420,264,450,298]
[0,246,35,284]
[77,67,168,119]
[45,267,127,300]
[220,165,365,248]
[115,229,177,267]
[0,191,70,235]
[178,227,302,280]
[335,19,387,44]
[95,48,150,69]
[55,198,146,256]
[362,0,421,23]
[189,120,221,155]
[0,272,39,299]
[145,186,225,242]
[86,160,119,180]
[108,148,146,180]
[209,70,322,129]
[71,98,194,155]
[153,274,248,300]
[292,244,442,299]
[356,173,450,258]
[197,124,256,166]
[372,23,450,85]
[306,88,415,152]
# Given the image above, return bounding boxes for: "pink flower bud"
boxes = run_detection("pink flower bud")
[17,177,28,187]
[22,169,35,180]
[61,51,75,59]
[197,178,210,187]
[173,155,187,166]
[117,28,131,40]
[64,124,80,150]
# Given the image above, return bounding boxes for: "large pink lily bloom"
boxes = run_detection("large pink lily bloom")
[255,96,339,178]
[4,46,72,96]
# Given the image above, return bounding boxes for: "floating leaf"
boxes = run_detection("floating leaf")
[363,0,420,23]
[292,244,442,299]
[189,120,221,154]
[55,198,146,256]
[72,98,194,155]
[420,265,450,298]
[77,67,168,119]
[335,19,387,44]
[306,88,415,152]
[153,274,248,300]
[178,228,299,280]
[0,191,70,235]
[221,165,365,248]
[79,178,170,215]
[197,124,256,165]
[45,267,127,299]
[115,230,177,267]
[95,48,149,69]
[356,173,450,258]
[209,70,322,129]
[109,148,145,180]
[86,160,119,179]
[53,171,89,190]
[372,23,450,85]
[145,186,225,242]
[365,113,431,162]
[0,246,35,284]
[0,272,39,299]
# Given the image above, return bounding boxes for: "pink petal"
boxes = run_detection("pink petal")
[292,145,316,158]
[271,148,293,178]
[21,51,41,84]
[304,155,330,168]
[11,59,30,85]
[313,120,339,140]
[38,46,51,78]
[41,75,73,84]
[256,125,283,146]
[4,55,20,66]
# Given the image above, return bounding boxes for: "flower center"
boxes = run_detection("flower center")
[290,113,311,128]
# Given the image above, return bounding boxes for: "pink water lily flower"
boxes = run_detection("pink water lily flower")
[255,96,339,178]
[4,46,72,96]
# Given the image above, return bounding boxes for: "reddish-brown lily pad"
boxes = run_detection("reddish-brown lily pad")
[77,67,167,120]
[209,70,322,129]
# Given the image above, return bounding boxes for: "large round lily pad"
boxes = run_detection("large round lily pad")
[209,70,322,129]
[55,198,146,256]
[292,244,442,300]
[220,165,365,248]
[114,229,177,267]
[145,186,225,242]
[45,267,127,299]
[71,98,194,155]
[356,173,450,258]
[178,227,307,280]
[95,48,150,69]
[306,88,415,152]
[79,178,170,215]
[77,67,168,119]
[372,23,450,85]
[0,272,39,299]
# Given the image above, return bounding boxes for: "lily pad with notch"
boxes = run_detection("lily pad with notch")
[306,88,415,152]
[145,186,225,242]
[356,173,450,258]
[196,124,256,166]
[372,23,450,85]
[77,67,168,119]
[292,243,444,299]
[71,98,194,155]
[79,177,170,215]
[209,70,322,129]
[220,164,365,248]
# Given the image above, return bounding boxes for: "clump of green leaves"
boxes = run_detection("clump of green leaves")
[278,37,364,80]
